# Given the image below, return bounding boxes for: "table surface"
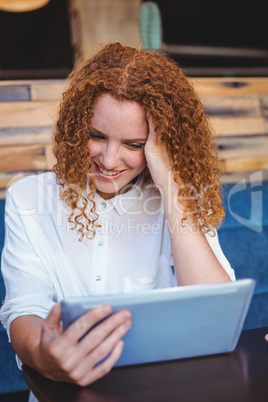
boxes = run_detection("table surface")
[23,326,268,402]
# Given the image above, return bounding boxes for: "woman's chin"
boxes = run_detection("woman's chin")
[94,180,121,200]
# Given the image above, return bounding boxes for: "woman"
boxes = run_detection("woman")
[0,43,235,387]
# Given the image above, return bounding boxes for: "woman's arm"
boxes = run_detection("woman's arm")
[10,304,131,386]
[161,193,231,285]
[145,117,231,285]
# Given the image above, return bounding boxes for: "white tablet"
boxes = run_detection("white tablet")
[61,278,255,367]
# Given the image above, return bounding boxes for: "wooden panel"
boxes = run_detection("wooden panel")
[220,170,268,184]
[203,96,261,117]
[192,78,268,97]
[31,82,66,100]
[0,145,47,172]
[45,144,57,170]
[0,101,59,129]
[220,146,268,159]
[218,135,268,158]
[0,79,65,88]
[218,134,268,174]
[0,126,53,146]
[0,85,30,102]
[222,156,268,173]
[0,78,268,183]
[260,96,268,117]
[210,116,266,136]
[1,78,268,101]
[218,134,268,147]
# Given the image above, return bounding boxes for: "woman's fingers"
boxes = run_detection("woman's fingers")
[58,309,131,373]
[39,305,111,372]
[67,318,131,385]
[145,114,173,188]
[82,317,131,367]
[51,307,130,372]
[62,304,112,345]
[146,114,158,147]
[39,305,131,384]
[45,304,113,367]
[78,309,131,355]
[73,340,125,387]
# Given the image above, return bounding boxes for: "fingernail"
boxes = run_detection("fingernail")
[120,311,131,320]
[123,320,132,329]
[102,305,112,314]
[93,304,111,314]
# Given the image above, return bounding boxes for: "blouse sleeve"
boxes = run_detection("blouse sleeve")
[0,187,56,343]
[204,230,236,281]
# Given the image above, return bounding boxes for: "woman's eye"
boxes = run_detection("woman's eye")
[127,143,145,150]
[89,132,104,141]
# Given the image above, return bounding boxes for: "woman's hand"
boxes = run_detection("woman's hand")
[144,115,173,190]
[35,303,131,386]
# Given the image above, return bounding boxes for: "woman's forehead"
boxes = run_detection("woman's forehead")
[91,94,148,138]
[92,93,146,120]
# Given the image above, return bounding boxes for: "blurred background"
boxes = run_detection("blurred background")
[1,0,268,79]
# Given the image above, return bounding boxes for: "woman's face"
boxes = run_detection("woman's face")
[88,94,148,199]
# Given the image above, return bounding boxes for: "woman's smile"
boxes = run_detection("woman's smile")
[93,162,127,180]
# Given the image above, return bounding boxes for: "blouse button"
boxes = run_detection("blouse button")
[95,275,101,281]
[98,240,104,246]
[101,202,107,209]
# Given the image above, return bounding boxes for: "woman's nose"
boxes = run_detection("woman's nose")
[99,143,120,169]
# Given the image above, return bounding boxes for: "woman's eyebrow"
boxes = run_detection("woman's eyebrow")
[89,127,106,136]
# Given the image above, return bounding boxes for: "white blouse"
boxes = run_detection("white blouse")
[0,172,235,342]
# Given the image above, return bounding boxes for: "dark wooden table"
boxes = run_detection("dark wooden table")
[23,326,268,402]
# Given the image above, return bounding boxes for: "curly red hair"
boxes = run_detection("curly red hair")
[53,42,224,241]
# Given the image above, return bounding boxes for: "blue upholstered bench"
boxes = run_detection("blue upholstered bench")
[0,180,267,393]
[218,179,268,329]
